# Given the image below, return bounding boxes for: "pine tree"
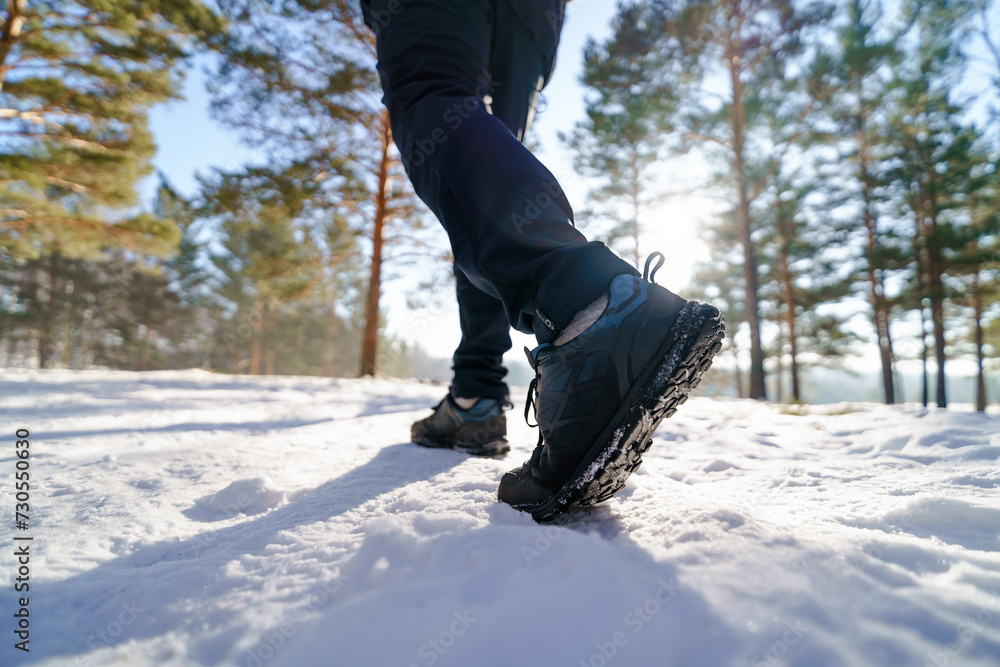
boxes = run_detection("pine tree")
[561,2,679,268]
[208,0,425,378]
[960,0,1000,409]
[757,181,850,402]
[0,0,223,366]
[200,165,323,375]
[153,178,213,368]
[689,209,748,397]
[107,256,180,371]
[0,0,223,259]
[660,0,832,399]
[816,0,904,404]
[950,152,999,411]
[887,1,980,408]
[156,179,207,307]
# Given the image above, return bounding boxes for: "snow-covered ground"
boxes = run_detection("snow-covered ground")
[1,369,999,667]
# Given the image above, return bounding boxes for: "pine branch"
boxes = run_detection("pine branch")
[0,210,133,239]
[681,129,730,148]
[748,99,819,204]
[0,129,126,155]
[43,174,100,196]
[0,107,44,122]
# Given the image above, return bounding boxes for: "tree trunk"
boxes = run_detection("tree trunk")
[892,357,903,403]
[138,326,151,372]
[929,284,947,408]
[923,210,947,409]
[973,273,987,412]
[250,296,263,375]
[630,149,641,269]
[360,110,392,377]
[232,340,241,375]
[872,303,895,404]
[789,324,800,402]
[728,54,766,400]
[729,335,744,398]
[38,253,59,369]
[783,306,800,402]
[777,221,800,402]
[775,328,784,404]
[325,304,339,377]
[0,0,27,91]
[913,187,944,408]
[263,307,276,375]
[858,127,895,404]
[920,301,930,408]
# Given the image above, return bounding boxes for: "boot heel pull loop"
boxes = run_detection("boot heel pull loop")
[643,252,665,283]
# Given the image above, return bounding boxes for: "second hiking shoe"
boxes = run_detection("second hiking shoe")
[497,266,724,521]
[412,394,511,456]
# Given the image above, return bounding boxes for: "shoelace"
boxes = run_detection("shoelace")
[523,347,544,448]
[521,251,667,447]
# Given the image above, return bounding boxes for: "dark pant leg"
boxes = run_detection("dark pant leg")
[450,0,566,400]
[450,265,511,400]
[361,0,637,342]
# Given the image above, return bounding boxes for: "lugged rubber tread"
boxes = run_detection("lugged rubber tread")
[413,435,510,457]
[524,305,725,522]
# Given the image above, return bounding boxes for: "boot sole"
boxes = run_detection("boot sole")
[523,302,725,522]
[413,436,511,457]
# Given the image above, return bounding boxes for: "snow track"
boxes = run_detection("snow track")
[1,370,998,666]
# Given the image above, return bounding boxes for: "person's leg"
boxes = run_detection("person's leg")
[407,0,562,454]
[488,0,557,143]
[410,266,510,456]
[481,1,726,518]
[361,0,637,343]
[362,0,725,519]
[450,265,511,401]
[448,2,558,403]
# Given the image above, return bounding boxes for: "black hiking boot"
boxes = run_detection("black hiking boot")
[497,255,725,521]
[412,394,511,456]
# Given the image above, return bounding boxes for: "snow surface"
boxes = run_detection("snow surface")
[1,369,999,667]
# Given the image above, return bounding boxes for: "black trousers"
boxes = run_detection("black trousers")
[361,0,637,399]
